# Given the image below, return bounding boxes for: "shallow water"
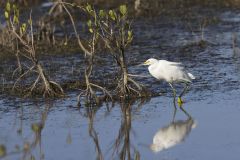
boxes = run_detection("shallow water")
[1,90,240,160]
[1,4,240,160]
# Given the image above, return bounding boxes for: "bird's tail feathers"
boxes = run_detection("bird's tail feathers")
[188,73,195,80]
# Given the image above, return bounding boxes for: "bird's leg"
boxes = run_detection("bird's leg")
[172,103,177,122]
[179,83,190,97]
[168,82,176,103]
[179,104,192,118]
[178,83,190,104]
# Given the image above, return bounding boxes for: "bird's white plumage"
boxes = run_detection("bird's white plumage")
[144,58,195,83]
[150,118,196,152]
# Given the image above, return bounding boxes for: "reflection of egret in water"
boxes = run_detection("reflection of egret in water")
[150,104,196,152]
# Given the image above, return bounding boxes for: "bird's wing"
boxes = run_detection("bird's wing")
[169,62,183,66]
[157,60,192,82]
[159,60,183,67]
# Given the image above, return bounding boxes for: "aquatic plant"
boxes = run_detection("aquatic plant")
[49,1,113,105]
[4,2,64,97]
[3,2,23,75]
[48,1,144,104]
[1,1,146,101]
[84,4,143,97]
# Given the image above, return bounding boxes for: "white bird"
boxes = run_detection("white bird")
[143,58,195,103]
[150,118,196,152]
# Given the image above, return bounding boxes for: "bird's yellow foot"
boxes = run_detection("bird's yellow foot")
[177,97,184,106]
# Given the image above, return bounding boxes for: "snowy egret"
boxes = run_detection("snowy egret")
[143,58,195,103]
[150,118,196,152]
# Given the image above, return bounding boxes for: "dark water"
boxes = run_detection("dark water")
[1,4,240,160]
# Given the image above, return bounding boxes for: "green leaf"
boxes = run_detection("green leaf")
[86,4,95,17]
[86,4,92,13]
[72,3,76,7]
[109,10,116,21]
[119,5,127,16]
[13,15,19,24]
[13,4,17,11]
[20,23,27,35]
[6,2,11,12]
[95,32,99,40]
[4,11,9,19]
[89,28,93,33]
[128,30,132,37]
[127,30,133,42]
[28,19,32,25]
[87,19,92,27]
[99,10,105,18]
[22,23,27,31]
[15,8,19,17]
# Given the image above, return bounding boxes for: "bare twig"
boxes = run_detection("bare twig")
[59,1,91,56]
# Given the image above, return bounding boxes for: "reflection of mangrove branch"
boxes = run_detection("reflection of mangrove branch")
[87,109,103,160]
[113,100,140,160]
[1,104,50,159]
[22,104,50,160]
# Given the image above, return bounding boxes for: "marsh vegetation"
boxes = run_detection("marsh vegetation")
[1,1,150,106]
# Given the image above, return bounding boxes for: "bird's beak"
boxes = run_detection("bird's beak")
[137,61,149,66]
[143,60,149,65]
